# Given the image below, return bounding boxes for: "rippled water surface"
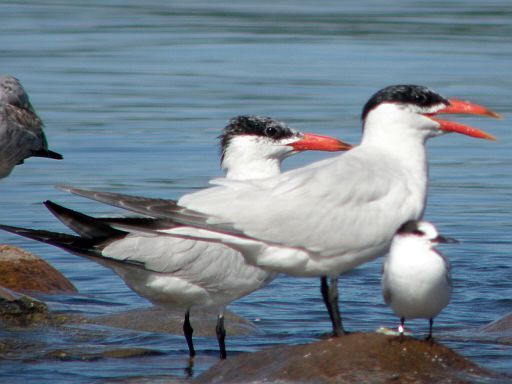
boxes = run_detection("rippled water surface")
[0,1,511,382]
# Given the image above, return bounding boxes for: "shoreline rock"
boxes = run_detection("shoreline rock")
[194,332,506,384]
[0,245,77,294]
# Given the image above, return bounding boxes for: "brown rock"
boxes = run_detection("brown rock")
[0,244,77,293]
[194,332,504,384]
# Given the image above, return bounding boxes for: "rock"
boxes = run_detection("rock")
[44,347,165,361]
[0,245,77,293]
[0,286,48,325]
[481,312,512,333]
[194,332,504,384]
[90,306,257,337]
[478,312,512,345]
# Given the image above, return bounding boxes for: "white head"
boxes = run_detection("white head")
[360,85,498,147]
[393,220,458,248]
[219,115,351,180]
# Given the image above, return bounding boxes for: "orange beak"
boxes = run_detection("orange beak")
[425,99,500,141]
[289,133,353,152]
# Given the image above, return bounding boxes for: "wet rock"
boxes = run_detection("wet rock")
[0,286,48,325]
[0,245,77,294]
[0,338,47,360]
[90,306,256,337]
[194,332,505,384]
[479,312,512,345]
[44,347,165,361]
[481,312,512,333]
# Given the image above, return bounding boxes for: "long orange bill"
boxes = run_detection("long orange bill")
[425,98,500,141]
[289,133,353,152]
[441,99,502,119]
[429,117,496,141]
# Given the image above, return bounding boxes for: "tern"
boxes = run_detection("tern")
[55,84,500,336]
[382,220,456,340]
[0,115,350,359]
[0,75,62,178]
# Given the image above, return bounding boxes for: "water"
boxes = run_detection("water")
[0,1,511,382]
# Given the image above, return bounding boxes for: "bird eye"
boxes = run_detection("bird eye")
[264,126,278,137]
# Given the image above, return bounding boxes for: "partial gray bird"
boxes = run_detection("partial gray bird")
[0,75,62,178]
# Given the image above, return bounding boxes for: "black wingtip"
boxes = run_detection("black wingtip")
[44,200,127,239]
[0,223,23,233]
[44,200,60,211]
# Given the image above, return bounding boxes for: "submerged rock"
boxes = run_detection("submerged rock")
[481,312,512,333]
[0,245,77,294]
[194,332,504,384]
[44,347,165,361]
[90,306,257,337]
[0,286,48,325]
[479,312,512,345]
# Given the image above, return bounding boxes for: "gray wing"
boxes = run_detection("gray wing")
[57,185,247,237]
[381,257,393,305]
[435,249,453,288]
[181,149,422,257]
[59,147,423,258]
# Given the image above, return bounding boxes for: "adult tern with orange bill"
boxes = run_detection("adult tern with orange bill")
[0,115,350,359]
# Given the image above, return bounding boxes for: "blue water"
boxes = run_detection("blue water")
[0,1,511,382]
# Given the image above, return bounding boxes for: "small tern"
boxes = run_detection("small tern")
[382,220,456,340]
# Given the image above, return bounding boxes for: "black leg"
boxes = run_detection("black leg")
[184,359,194,378]
[216,312,227,359]
[399,317,405,342]
[183,310,196,359]
[426,318,434,342]
[320,276,334,330]
[320,276,345,336]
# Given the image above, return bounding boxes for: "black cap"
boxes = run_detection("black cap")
[219,115,294,162]
[361,85,449,121]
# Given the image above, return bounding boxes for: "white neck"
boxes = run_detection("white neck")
[362,103,435,147]
[360,103,431,214]
[221,136,291,180]
[361,103,432,170]
[224,157,282,180]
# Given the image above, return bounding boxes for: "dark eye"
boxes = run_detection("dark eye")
[264,126,278,137]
